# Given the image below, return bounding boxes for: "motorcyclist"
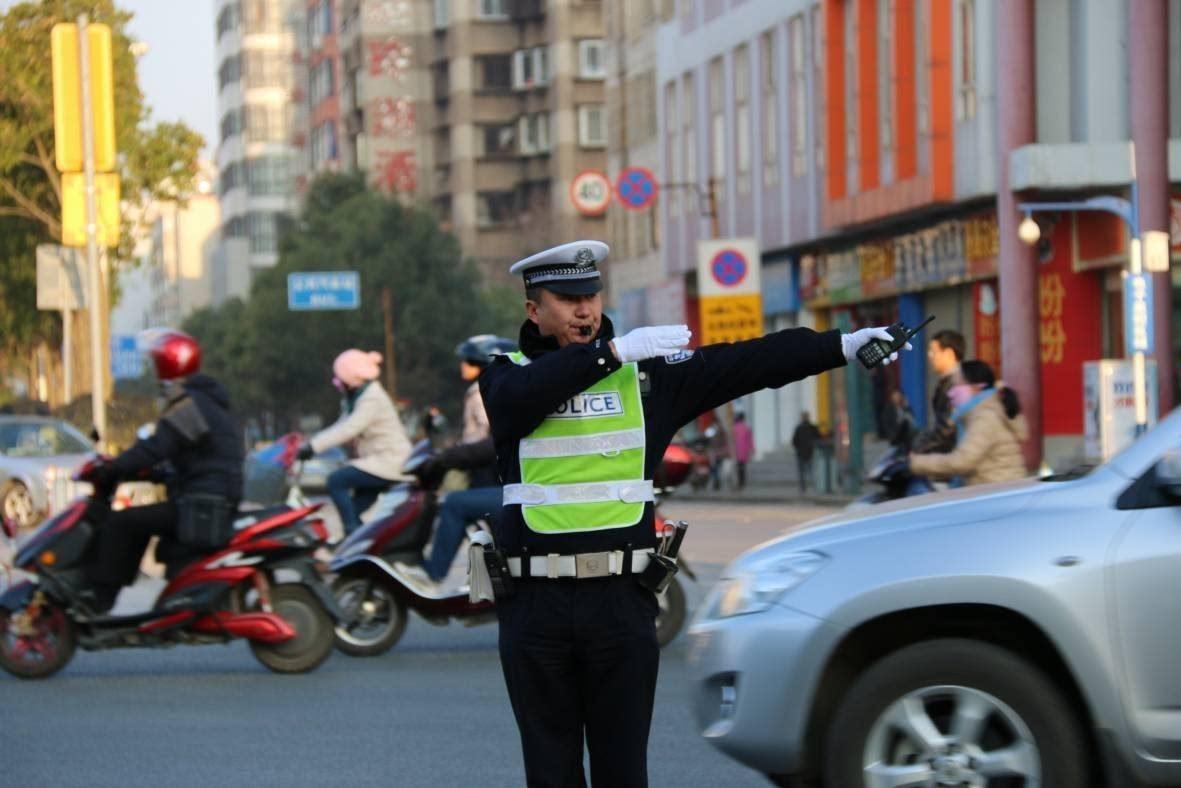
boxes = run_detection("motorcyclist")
[395,335,515,590]
[87,330,244,612]
[298,350,412,538]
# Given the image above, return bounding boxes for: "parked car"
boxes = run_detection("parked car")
[687,406,1181,787]
[0,416,94,532]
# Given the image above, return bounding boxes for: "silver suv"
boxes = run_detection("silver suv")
[688,407,1181,787]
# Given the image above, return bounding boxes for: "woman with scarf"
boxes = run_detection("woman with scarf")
[298,350,412,536]
[909,360,1029,486]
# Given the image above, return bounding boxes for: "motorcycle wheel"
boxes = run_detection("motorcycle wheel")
[0,598,76,679]
[332,574,407,657]
[655,576,687,648]
[248,584,335,674]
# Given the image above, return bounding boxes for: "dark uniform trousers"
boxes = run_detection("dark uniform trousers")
[497,575,660,788]
[90,501,178,587]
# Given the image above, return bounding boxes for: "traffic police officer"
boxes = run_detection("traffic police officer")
[480,241,908,787]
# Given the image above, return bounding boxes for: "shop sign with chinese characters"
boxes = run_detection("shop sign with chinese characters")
[802,214,999,306]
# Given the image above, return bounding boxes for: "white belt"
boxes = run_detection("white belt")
[503,480,655,506]
[507,549,654,579]
[519,428,646,459]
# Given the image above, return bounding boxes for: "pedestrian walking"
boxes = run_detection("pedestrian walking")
[791,412,821,494]
[732,413,754,490]
[479,240,912,787]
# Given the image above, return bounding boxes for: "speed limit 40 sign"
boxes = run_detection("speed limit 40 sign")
[570,170,611,216]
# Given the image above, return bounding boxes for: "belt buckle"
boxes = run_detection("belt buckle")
[575,552,610,579]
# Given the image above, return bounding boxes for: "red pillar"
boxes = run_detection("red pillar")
[995,0,1040,467]
[1130,0,1174,414]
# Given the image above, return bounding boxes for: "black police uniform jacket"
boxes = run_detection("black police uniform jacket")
[112,373,245,502]
[480,316,845,557]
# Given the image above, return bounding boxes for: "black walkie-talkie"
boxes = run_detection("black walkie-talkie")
[856,315,936,369]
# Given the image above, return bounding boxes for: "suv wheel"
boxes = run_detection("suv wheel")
[825,638,1090,787]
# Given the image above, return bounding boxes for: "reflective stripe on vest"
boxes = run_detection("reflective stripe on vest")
[507,351,648,534]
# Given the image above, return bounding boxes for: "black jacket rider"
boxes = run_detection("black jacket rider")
[112,374,244,501]
[480,316,845,558]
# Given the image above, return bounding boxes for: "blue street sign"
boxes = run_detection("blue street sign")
[1123,272,1154,355]
[615,166,658,211]
[288,271,361,311]
[110,335,143,380]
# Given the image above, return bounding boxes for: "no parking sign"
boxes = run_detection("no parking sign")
[696,238,763,344]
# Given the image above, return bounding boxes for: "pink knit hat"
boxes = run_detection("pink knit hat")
[332,350,383,389]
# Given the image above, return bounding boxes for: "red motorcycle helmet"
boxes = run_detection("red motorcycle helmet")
[147,330,202,380]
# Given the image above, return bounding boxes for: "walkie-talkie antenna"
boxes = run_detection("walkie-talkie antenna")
[904,315,936,342]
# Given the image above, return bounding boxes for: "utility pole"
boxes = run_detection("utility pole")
[381,286,397,398]
[78,14,106,443]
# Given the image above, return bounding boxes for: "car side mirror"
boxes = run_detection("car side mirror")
[1154,450,1181,499]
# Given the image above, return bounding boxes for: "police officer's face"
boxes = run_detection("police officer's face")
[526,290,602,347]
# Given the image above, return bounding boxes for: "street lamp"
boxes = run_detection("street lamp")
[1017,164,1154,436]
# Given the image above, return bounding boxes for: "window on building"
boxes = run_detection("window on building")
[219,161,244,195]
[434,0,449,28]
[812,6,824,171]
[956,0,976,121]
[220,108,242,142]
[247,156,292,196]
[734,45,751,194]
[311,121,338,168]
[512,47,548,89]
[709,58,725,204]
[477,55,512,90]
[216,4,239,39]
[878,0,895,153]
[480,123,516,156]
[624,70,657,146]
[578,40,606,80]
[241,0,280,34]
[683,72,696,215]
[578,105,606,147]
[309,59,335,105]
[218,55,241,90]
[247,212,279,254]
[245,105,285,142]
[308,0,332,45]
[665,81,680,214]
[844,3,858,188]
[790,16,807,177]
[477,0,509,21]
[477,191,515,228]
[762,31,780,186]
[518,113,551,155]
[244,52,288,89]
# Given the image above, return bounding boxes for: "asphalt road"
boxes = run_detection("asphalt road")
[1,500,836,788]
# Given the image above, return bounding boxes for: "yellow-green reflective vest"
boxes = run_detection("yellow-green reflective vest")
[503,351,652,534]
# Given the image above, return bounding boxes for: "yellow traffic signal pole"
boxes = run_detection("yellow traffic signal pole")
[77,14,106,445]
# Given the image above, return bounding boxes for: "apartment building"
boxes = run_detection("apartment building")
[428,0,609,281]
[213,0,302,300]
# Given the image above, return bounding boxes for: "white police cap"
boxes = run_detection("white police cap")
[509,240,608,296]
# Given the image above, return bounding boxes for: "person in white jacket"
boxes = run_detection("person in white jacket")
[298,350,411,535]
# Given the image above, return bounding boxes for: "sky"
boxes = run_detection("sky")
[0,0,219,158]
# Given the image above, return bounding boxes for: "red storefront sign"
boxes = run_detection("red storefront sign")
[1038,216,1103,435]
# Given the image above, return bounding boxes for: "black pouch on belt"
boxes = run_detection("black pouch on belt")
[635,553,678,594]
[483,545,515,599]
[176,493,235,550]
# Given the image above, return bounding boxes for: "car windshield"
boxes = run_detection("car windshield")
[0,421,92,457]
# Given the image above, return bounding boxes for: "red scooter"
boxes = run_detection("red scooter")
[329,442,697,656]
[0,457,342,679]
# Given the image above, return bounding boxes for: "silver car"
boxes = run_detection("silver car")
[688,406,1181,787]
[0,416,94,532]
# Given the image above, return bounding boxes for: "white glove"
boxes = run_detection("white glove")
[840,326,913,366]
[612,325,692,363]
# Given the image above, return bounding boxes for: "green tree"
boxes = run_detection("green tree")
[0,0,203,358]
[186,173,524,433]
